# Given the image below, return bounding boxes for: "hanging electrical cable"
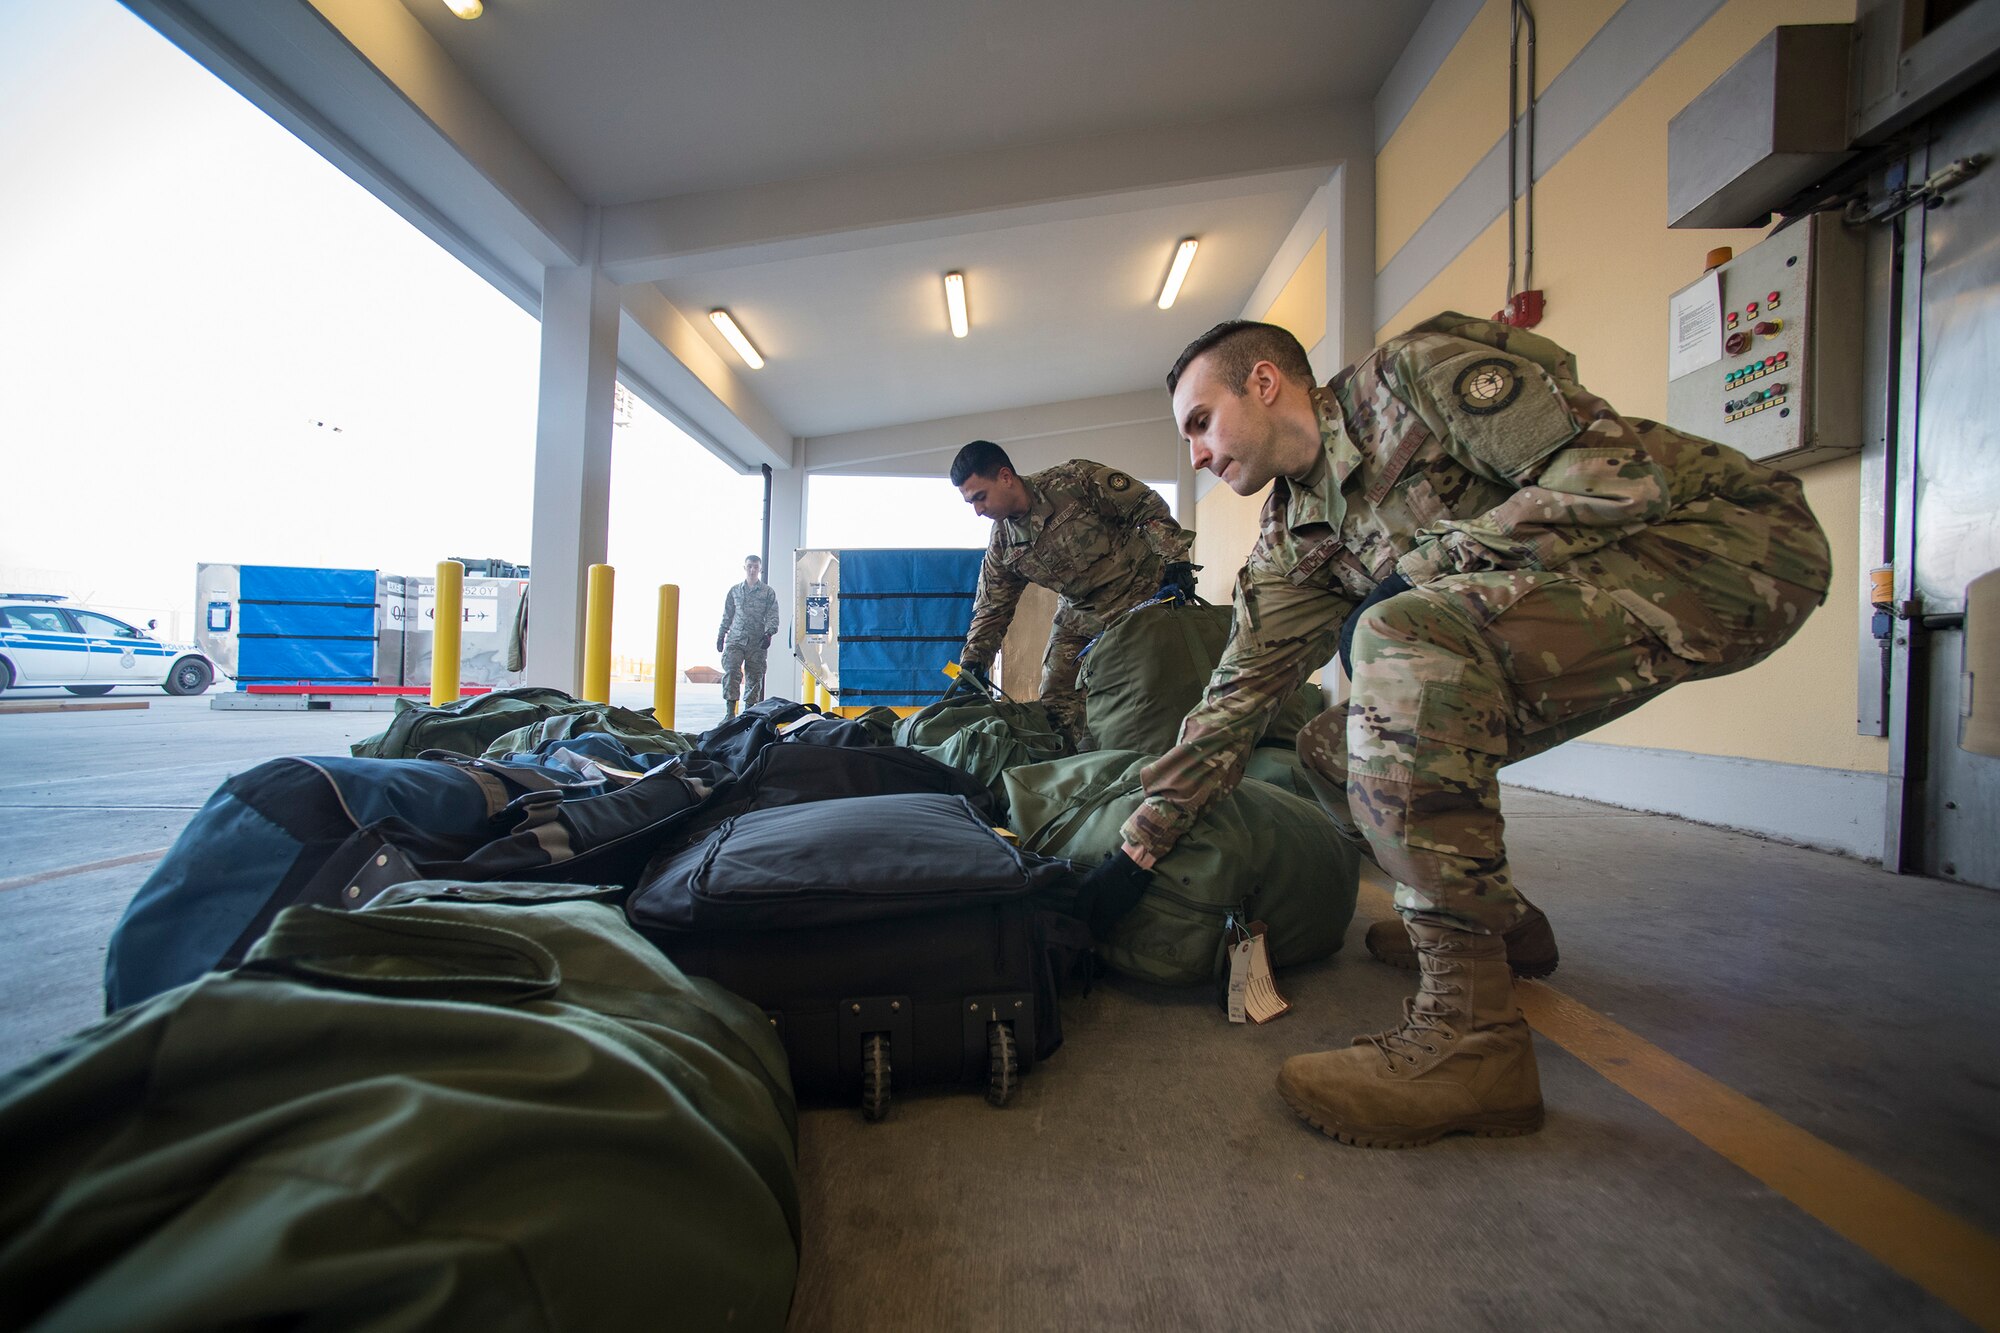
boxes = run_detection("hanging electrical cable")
[1503,0,1544,327]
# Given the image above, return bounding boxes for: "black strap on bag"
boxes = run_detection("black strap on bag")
[294,756,729,915]
[695,698,820,772]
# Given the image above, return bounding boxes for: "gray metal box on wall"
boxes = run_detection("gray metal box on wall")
[1664,213,1864,469]
[1668,24,1854,229]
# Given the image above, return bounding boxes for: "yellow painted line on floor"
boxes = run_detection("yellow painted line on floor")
[1516,981,2000,1332]
[0,848,169,894]
[1356,882,2000,1328]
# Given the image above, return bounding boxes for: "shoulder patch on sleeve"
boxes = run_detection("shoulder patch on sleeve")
[1422,348,1581,480]
[1105,471,1133,492]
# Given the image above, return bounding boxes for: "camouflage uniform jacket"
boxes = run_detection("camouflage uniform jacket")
[960,459,1195,670]
[718,580,780,645]
[1120,312,1832,858]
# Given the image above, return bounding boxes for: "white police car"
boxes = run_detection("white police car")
[0,594,215,696]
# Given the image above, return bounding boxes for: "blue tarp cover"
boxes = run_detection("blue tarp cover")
[239,603,374,638]
[235,639,377,684]
[835,549,982,704]
[239,565,376,605]
[237,564,376,684]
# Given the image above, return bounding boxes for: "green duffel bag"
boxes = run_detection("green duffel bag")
[1005,750,1359,987]
[894,692,1067,753]
[1079,600,1326,755]
[1243,743,1321,803]
[917,713,1067,818]
[480,705,694,760]
[0,884,800,1333]
[845,705,905,745]
[352,686,622,759]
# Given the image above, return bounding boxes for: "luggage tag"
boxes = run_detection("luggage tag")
[1223,916,1291,1024]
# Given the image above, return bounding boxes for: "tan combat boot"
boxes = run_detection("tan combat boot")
[1277,920,1543,1147]
[1364,898,1559,978]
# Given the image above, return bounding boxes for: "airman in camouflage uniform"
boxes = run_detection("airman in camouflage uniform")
[953,440,1195,746]
[716,554,781,718]
[1118,315,1830,1148]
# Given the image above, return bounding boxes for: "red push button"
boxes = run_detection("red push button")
[1748,301,1760,316]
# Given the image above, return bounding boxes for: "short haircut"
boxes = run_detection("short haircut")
[950,439,1015,487]
[744,554,762,565]
[1166,320,1315,396]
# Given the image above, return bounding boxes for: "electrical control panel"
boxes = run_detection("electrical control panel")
[1664,212,1863,469]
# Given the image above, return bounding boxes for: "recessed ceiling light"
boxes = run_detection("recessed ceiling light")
[443,0,483,18]
[1158,238,1199,310]
[709,309,765,370]
[944,272,969,339]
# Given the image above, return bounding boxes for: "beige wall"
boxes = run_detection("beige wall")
[1378,0,1878,774]
[1193,221,1332,597]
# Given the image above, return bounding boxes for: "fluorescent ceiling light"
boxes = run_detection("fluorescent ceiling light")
[709,309,765,369]
[944,272,969,338]
[1158,238,1199,310]
[443,0,483,18]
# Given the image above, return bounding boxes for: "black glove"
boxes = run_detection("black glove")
[1155,560,1198,603]
[715,633,725,654]
[942,670,985,700]
[1337,573,1412,677]
[762,632,773,649]
[1074,848,1153,941]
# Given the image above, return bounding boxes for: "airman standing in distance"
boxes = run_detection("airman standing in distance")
[716,554,780,720]
[1077,314,1831,1148]
[951,441,1197,747]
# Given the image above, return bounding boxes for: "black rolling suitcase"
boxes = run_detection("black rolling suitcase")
[627,791,1085,1119]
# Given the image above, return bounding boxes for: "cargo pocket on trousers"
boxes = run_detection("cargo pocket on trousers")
[1397,680,1510,859]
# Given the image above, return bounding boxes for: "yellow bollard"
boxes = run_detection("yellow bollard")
[582,563,614,703]
[430,560,464,707]
[802,669,817,709]
[653,584,679,727]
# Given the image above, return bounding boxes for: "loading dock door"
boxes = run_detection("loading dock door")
[1898,82,2000,889]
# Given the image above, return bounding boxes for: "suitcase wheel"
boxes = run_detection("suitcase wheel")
[861,1031,891,1122]
[986,1021,1019,1108]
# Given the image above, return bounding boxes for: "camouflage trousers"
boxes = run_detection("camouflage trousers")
[1295,561,1825,934]
[1039,603,1109,748]
[720,640,770,707]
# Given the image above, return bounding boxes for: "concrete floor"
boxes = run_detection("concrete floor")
[1,690,1995,1330]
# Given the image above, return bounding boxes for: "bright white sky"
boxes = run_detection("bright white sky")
[0,1,960,671]
[0,1,1165,672]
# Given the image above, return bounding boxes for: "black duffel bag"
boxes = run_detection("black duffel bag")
[629,792,1086,1118]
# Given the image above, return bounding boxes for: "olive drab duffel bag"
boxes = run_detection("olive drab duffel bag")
[1004,750,1360,987]
[1078,600,1326,756]
[893,693,1067,752]
[3,888,801,1333]
[351,686,671,760]
[479,705,698,761]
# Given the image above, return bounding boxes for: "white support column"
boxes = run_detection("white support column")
[1326,159,1377,367]
[766,457,807,701]
[525,260,620,691]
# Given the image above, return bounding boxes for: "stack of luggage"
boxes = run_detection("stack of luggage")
[5,598,1364,1325]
